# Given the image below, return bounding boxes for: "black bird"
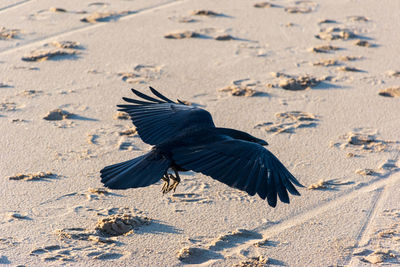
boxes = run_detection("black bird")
[100,87,303,207]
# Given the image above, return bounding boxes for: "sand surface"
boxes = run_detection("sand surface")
[1,0,400,266]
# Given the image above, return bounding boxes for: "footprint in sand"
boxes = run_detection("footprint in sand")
[167,193,211,204]
[255,111,318,134]
[284,1,318,14]
[80,10,134,23]
[352,208,399,264]
[270,72,324,90]
[177,229,262,263]
[235,42,269,57]
[22,41,82,62]
[43,109,73,121]
[117,136,140,151]
[8,172,58,181]
[329,128,399,153]
[0,27,20,40]
[215,188,256,203]
[354,159,399,177]
[95,213,151,236]
[315,27,356,41]
[45,208,145,261]
[307,179,354,190]
[0,101,20,112]
[312,55,361,67]
[118,64,163,84]
[113,111,130,120]
[219,78,264,97]
[233,255,269,267]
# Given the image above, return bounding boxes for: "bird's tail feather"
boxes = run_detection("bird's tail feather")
[100,151,171,189]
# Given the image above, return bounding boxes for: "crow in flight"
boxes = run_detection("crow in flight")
[100,87,303,207]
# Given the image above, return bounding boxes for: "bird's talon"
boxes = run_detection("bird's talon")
[161,175,170,194]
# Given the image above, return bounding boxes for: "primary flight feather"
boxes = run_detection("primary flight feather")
[100,87,303,207]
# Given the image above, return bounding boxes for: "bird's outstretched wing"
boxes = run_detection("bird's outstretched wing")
[171,139,303,207]
[117,87,215,146]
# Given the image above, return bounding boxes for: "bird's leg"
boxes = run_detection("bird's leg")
[161,173,170,194]
[167,168,181,193]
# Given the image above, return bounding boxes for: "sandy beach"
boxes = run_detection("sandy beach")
[1,0,400,266]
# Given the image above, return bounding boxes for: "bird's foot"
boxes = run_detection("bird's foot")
[168,178,180,193]
[161,175,170,194]
[161,174,180,194]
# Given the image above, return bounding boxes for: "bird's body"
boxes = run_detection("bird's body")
[101,87,303,207]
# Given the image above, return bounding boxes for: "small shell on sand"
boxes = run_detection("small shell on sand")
[95,214,150,236]
[309,45,340,53]
[378,87,400,97]
[191,10,220,16]
[0,27,20,39]
[80,11,133,23]
[219,85,258,97]
[214,34,234,41]
[164,31,199,39]
[113,111,130,120]
[278,75,321,90]
[43,109,72,120]
[8,171,55,181]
